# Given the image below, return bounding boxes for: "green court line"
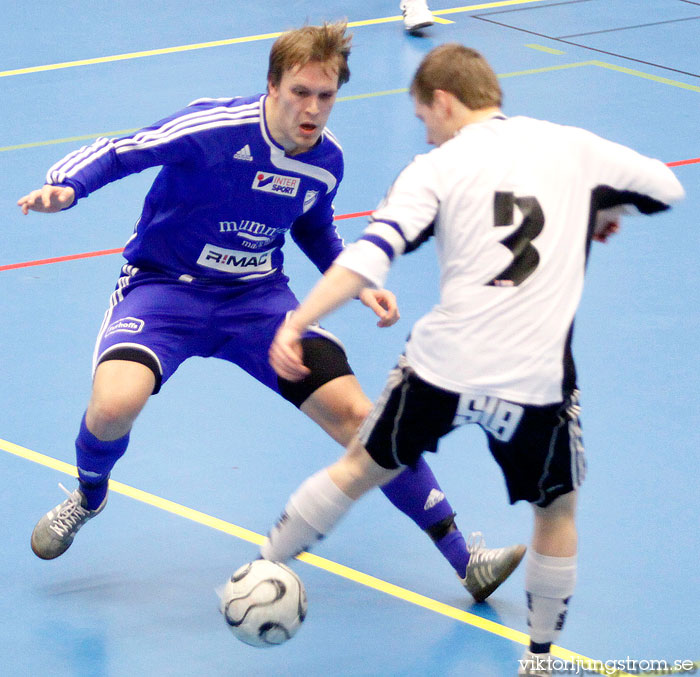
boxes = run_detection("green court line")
[3,59,696,153]
[0,129,141,152]
[0,63,610,153]
[338,87,409,102]
[3,36,698,154]
[1,435,639,676]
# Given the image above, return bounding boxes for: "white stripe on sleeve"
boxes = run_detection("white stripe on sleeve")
[335,239,393,289]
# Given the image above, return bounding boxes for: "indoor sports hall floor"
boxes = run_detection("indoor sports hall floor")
[1,1,698,675]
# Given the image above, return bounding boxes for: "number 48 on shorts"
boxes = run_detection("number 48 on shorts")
[453,395,524,442]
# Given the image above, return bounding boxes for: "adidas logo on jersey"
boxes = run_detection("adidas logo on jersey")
[424,488,445,510]
[234,144,253,161]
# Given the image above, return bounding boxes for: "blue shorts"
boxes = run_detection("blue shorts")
[93,265,349,401]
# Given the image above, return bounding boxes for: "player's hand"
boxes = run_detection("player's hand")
[592,220,620,243]
[269,322,310,382]
[358,288,400,327]
[593,206,624,243]
[17,185,75,215]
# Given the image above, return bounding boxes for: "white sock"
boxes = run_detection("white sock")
[261,469,354,562]
[525,551,577,648]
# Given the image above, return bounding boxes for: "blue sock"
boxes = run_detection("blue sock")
[79,476,111,511]
[75,413,130,510]
[380,456,469,577]
[435,530,469,579]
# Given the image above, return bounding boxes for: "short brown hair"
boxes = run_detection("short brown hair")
[268,21,352,89]
[410,44,502,108]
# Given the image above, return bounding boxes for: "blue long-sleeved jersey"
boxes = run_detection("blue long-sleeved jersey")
[46,94,345,283]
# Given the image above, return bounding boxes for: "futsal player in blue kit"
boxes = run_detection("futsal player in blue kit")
[18,22,524,601]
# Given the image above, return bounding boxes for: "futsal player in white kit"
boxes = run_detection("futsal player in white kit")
[262,44,685,676]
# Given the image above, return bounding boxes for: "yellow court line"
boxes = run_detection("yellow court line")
[498,61,592,78]
[350,14,454,26]
[435,0,546,14]
[591,60,700,93]
[0,0,545,79]
[2,436,635,676]
[525,43,566,55]
[498,59,700,92]
[0,31,283,79]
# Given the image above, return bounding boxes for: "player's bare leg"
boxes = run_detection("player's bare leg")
[327,436,400,498]
[532,491,578,557]
[85,360,155,439]
[299,374,370,447]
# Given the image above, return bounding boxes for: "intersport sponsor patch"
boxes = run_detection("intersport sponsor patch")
[252,171,300,197]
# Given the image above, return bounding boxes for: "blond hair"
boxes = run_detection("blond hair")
[268,21,352,89]
[410,44,502,108]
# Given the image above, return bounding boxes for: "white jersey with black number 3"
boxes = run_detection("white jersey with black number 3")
[336,115,684,405]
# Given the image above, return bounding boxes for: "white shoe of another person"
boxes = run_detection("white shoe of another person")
[400,0,435,32]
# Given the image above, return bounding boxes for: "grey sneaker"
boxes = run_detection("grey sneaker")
[518,650,554,676]
[459,531,526,602]
[31,483,107,559]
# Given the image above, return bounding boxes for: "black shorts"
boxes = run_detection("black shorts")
[357,359,586,507]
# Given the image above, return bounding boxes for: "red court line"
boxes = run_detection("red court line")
[0,212,374,272]
[334,210,372,221]
[0,247,125,272]
[666,157,699,167]
[2,155,695,273]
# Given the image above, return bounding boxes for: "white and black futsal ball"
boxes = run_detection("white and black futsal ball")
[219,559,307,647]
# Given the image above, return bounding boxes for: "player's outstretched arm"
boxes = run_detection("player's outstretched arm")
[269,264,370,381]
[17,185,75,214]
[358,287,400,327]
